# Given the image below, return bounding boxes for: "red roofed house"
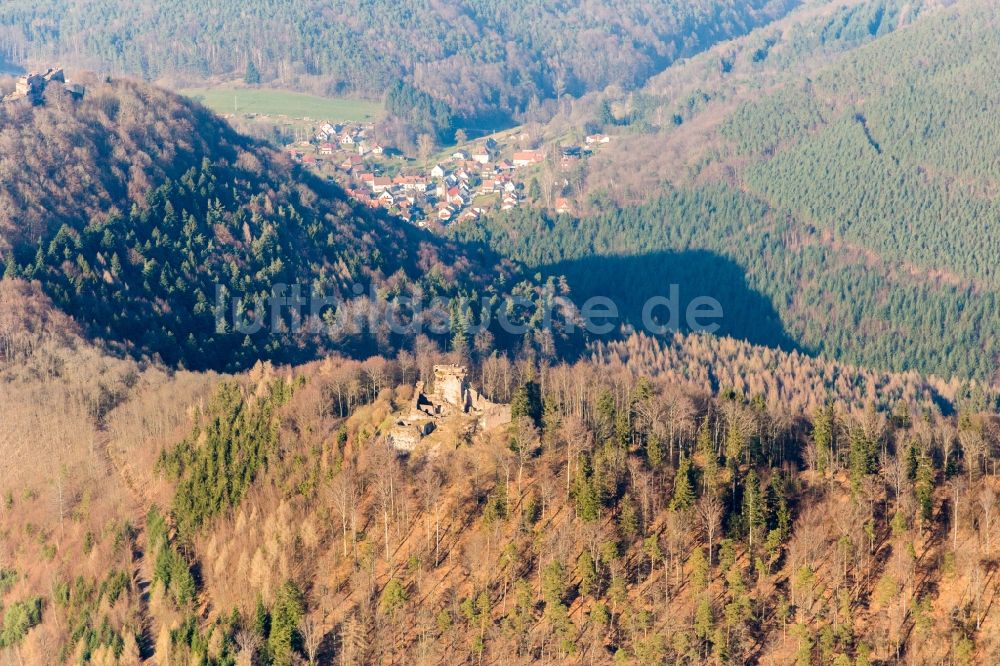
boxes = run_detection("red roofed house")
[512,150,542,167]
[396,176,429,192]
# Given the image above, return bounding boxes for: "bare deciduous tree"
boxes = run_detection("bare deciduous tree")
[330,465,360,560]
[696,494,723,565]
[235,629,261,666]
[300,613,325,666]
[979,486,996,554]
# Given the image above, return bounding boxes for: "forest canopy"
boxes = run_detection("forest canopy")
[0,0,800,127]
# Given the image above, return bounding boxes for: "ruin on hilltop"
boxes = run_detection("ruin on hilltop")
[388,364,511,452]
[3,67,85,104]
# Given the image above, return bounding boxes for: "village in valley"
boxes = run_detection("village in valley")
[3,68,613,228]
[284,119,612,227]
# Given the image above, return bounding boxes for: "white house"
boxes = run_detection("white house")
[317,122,338,141]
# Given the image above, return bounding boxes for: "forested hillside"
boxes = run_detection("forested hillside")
[0,76,532,371]
[453,184,1000,382]
[733,0,1000,285]
[2,289,999,665]
[478,0,1000,382]
[554,0,937,189]
[5,1,1000,664]
[590,333,986,417]
[0,0,800,130]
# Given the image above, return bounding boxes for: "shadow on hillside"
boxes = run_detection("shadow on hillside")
[535,249,804,353]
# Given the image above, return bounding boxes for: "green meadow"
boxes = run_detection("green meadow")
[182,87,383,122]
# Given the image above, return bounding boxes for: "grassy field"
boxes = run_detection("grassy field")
[182,87,383,122]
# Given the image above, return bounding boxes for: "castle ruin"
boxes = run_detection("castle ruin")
[388,365,512,452]
[4,67,84,104]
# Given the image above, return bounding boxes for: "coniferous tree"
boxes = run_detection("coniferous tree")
[244,60,261,84]
[695,417,721,497]
[848,427,878,497]
[572,456,601,521]
[689,547,710,592]
[914,453,935,527]
[269,581,304,666]
[510,379,542,426]
[576,551,598,598]
[670,455,696,512]
[646,431,665,469]
[693,595,714,656]
[812,404,834,474]
[742,469,767,553]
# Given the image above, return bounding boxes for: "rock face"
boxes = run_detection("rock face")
[387,365,511,452]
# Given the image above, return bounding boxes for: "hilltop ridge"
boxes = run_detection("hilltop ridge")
[0,75,510,370]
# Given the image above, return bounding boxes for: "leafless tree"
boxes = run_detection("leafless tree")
[300,613,325,666]
[950,477,968,552]
[370,440,400,562]
[418,460,446,566]
[558,415,591,500]
[880,451,907,506]
[696,494,723,565]
[330,465,360,560]
[959,425,986,481]
[510,416,539,500]
[979,486,996,554]
[235,629,260,666]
